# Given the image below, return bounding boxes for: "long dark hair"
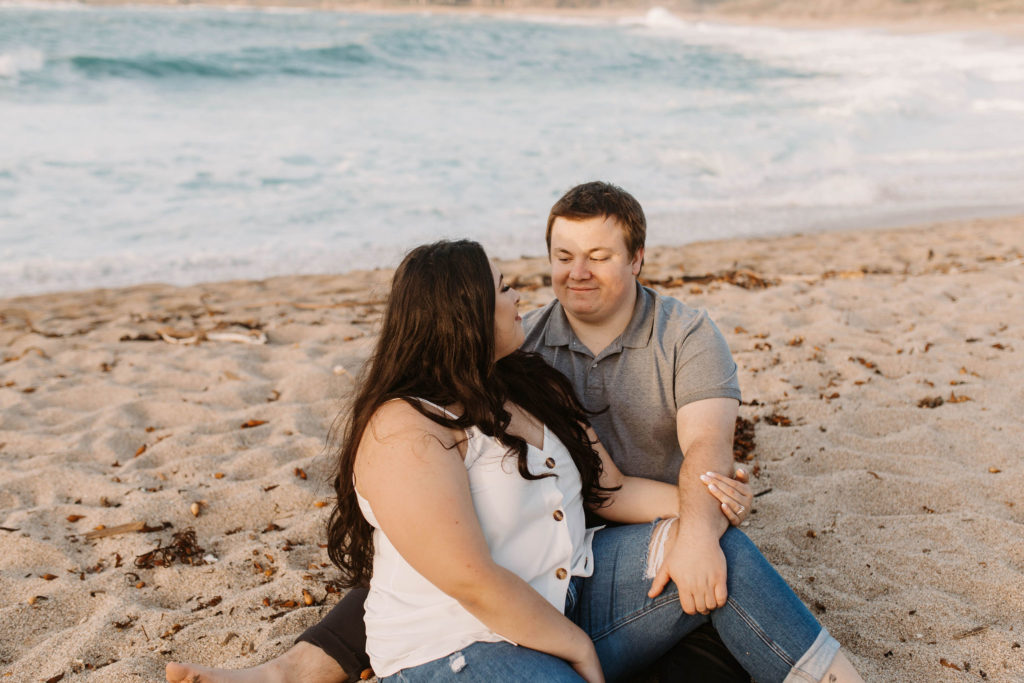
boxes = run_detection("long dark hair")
[326,239,614,588]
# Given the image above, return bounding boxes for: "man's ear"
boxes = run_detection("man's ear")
[631,247,645,276]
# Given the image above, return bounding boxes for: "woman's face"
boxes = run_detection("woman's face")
[491,261,523,360]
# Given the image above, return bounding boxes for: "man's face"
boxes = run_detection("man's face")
[549,215,643,326]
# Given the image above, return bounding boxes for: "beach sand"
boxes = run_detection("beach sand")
[2,217,1022,682]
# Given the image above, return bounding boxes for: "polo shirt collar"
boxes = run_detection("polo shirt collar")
[542,281,655,351]
[542,301,575,348]
[620,282,655,349]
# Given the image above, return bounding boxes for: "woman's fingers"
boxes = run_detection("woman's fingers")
[705,471,747,497]
[720,502,740,526]
[707,482,743,508]
[701,477,744,508]
[701,472,751,525]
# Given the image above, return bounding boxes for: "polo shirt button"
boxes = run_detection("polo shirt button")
[553,509,564,521]
[555,568,567,580]
[545,457,556,469]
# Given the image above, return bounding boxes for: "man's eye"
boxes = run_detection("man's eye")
[557,257,572,263]
[591,257,609,262]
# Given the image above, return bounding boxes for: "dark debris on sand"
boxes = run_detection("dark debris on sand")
[135,528,206,569]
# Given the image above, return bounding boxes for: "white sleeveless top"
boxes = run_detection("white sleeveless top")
[356,399,598,677]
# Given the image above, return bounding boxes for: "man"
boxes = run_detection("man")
[522,181,749,681]
[166,182,751,683]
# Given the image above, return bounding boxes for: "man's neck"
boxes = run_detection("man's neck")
[564,285,638,357]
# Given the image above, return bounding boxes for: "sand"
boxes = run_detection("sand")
[1,216,1022,682]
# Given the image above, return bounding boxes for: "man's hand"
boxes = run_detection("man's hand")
[647,522,727,615]
[702,468,753,526]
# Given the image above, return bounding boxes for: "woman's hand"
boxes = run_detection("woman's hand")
[568,641,605,683]
[700,468,753,526]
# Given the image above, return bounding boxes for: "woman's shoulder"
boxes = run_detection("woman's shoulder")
[363,399,464,451]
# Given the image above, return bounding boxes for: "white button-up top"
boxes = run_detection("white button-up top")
[357,401,597,677]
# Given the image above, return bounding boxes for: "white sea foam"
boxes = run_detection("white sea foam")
[623,7,1024,120]
[0,1,83,10]
[635,6,691,30]
[762,174,882,209]
[972,98,1024,113]
[0,48,44,80]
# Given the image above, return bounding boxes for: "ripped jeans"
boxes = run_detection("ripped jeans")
[380,524,840,683]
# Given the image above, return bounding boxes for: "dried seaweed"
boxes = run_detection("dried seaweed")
[764,413,792,427]
[641,269,776,290]
[506,274,551,291]
[112,615,137,630]
[953,625,989,640]
[732,417,756,462]
[191,596,223,612]
[135,528,206,569]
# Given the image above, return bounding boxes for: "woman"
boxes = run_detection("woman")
[169,240,862,683]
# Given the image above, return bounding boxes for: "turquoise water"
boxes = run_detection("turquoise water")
[3,3,1024,295]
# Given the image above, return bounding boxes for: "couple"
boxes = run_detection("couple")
[168,183,863,682]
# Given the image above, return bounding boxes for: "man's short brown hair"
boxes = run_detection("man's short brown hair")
[546,181,646,257]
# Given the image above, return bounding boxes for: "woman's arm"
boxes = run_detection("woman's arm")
[586,427,679,523]
[586,427,752,526]
[354,401,603,683]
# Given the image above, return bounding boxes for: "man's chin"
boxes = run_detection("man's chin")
[564,303,601,320]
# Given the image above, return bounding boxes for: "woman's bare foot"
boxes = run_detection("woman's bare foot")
[166,642,346,683]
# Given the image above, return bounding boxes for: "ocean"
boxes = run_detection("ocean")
[3,2,1024,296]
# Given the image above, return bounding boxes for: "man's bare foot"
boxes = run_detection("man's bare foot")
[166,642,347,683]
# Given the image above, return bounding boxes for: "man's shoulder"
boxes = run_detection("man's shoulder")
[522,298,561,349]
[643,286,710,337]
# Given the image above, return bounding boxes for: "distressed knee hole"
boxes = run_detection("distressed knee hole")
[645,517,678,579]
[448,651,467,673]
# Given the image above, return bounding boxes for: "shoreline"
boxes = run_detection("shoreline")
[18,0,1024,34]
[2,215,1023,681]
[7,206,1024,301]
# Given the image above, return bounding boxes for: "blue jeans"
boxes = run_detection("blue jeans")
[382,524,840,683]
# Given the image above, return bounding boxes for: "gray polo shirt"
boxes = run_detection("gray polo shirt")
[522,283,741,484]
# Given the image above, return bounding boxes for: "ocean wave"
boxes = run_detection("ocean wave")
[68,54,242,79]
[0,47,44,80]
[62,42,386,81]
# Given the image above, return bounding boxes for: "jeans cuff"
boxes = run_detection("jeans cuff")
[783,628,841,683]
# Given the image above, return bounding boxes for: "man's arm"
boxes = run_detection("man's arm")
[648,397,739,615]
[586,425,751,525]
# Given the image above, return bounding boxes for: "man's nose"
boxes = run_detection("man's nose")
[569,260,590,280]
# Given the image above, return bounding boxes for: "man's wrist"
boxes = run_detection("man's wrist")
[674,515,727,542]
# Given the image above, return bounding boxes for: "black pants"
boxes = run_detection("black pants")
[296,587,750,682]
